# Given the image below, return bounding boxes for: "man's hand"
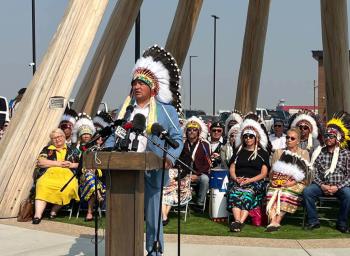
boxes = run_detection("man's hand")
[328,185,339,195]
[191,174,199,182]
[165,157,173,169]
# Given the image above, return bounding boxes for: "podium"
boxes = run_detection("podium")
[83,151,162,256]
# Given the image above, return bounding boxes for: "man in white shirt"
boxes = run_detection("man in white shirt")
[269,119,286,150]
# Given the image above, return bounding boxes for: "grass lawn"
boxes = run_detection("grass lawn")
[52,206,350,239]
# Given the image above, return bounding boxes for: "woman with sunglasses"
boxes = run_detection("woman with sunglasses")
[265,128,310,232]
[227,116,270,232]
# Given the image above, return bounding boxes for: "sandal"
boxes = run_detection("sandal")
[49,213,57,219]
[84,213,94,222]
[229,221,241,232]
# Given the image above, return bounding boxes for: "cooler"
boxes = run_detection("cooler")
[209,169,229,220]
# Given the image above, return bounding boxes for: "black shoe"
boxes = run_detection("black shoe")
[306,223,320,230]
[336,226,349,233]
[32,217,41,225]
[162,218,170,226]
[265,225,280,232]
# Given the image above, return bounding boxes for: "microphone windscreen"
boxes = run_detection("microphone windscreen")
[126,105,134,113]
[123,122,133,130]
[150,123,164,136]
[133,114,146,132]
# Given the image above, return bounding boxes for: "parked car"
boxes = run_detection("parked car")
[256,108,273,133]
[184,109,206,119]
[218,111,232,123]
[0,96,10,122]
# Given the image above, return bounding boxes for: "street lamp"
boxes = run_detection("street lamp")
[313,80,318,113]
[211,14,219,115]
[189,55,198,110]
[31,0,37,75]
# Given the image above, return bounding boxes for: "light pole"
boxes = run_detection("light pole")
[211,14,219,115]
[189,55,198,110]
[31,0,36,75]
[313,80,318,113]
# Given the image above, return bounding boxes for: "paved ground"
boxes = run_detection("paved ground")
[1,219,350,255]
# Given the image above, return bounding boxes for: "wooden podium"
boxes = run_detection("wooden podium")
[83,151,162,256]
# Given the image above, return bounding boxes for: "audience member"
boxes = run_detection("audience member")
[269,119,286,151]
[290,110,320,154]
[220,124,240,168]
[59,107,78,146]
[0,119,9,141]
[303,112,350,233]
[32,128,80,224]
[209,121,225,168]
[227,115,270,232]
[162,168,192,226]
[9,88,26,118]
[181,116,211,209]
[265,128,309,232]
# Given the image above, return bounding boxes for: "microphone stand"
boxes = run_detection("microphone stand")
[144,135,194,256]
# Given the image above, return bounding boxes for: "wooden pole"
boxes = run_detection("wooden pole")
[72,0,143,115]
[320,0,350,118]
[165,0,203,69]
[0,0,108,217]
[234,0,271,114]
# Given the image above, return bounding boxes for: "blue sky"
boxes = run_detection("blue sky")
[0,0,348,114]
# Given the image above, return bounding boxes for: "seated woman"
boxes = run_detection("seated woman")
[265,128,310,232]
[227,115,270,232]
[33,128,80,224]
[73,113,104,221]
[162,167,192,226]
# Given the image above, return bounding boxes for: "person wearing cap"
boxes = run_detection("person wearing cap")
[303,112,350,233]
[227,115,270,232]
[9,87,26,118]
[220,124,240,169]
[116,46,183,255]
[180,116,211,210]
[269,119,286,151]
[209,121,225,168]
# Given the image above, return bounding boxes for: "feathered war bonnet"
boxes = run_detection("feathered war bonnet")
[272,150,309,182]
[225,110,243,134]
[290,110,319,150]
[60,107,78,126]
[93,111,113,131]
[183,116,208,140]
[310,111,350,177]
[235,113,270,160]
[117,45,182,131]
[72,113,96,143]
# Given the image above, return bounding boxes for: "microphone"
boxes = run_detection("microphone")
[119,122,133,152]
[151,123,179,149]
[123,105,134,121]
[131,114,146,151]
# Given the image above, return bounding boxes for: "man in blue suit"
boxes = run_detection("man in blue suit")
[115,45,183,255]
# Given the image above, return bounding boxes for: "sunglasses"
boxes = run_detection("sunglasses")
[60,123,72,130]
[274,124,282,128]
[286,135,296,141]
[211,129,223,133]
[324,133,336,139]
[187,128,199,132]
[243,134,255,139]
[298,125,309,131]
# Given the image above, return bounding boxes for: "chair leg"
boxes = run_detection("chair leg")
[302,207,306,228]
[184,203,188,222]
[69,201,74,220]
[76,203,81,219]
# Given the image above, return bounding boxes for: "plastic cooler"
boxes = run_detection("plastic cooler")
[209,169,229,221]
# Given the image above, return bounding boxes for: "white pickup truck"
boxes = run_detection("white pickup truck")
[256,108,273,134]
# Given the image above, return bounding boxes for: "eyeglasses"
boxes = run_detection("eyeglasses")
[286,135,296,141]
[211,129,223,133]
[243,134,255,139]
[51,135,64,140]
[324,133,336,139]
[274,124,282,128]
[60,123,72,130]
[187,128,199,132]
[298,125,309,131]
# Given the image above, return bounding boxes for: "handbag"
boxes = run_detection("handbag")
[17,198,34,222]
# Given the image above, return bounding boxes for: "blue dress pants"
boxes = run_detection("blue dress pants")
[303,183,350,228]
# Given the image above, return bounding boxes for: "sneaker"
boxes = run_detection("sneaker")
[306,223,320,230]
[336,226,349,233]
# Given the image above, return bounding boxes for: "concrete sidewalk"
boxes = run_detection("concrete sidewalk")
[1,220,350,256]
